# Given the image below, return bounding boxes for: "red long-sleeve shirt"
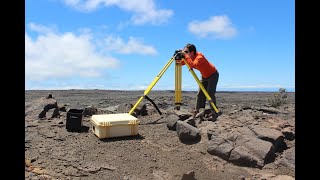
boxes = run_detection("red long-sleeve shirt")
[181,52,217,78]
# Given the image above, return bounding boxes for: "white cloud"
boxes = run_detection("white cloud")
[188,15,237,39]
[116,21,131,30]
[62,0,173,25]
[28,22,57,34]
[103,36,157,55]
[25,23,120,82]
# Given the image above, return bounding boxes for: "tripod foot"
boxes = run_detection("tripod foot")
[217,111,222,116]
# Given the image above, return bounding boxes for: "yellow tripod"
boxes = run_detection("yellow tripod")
[128,53,220,115]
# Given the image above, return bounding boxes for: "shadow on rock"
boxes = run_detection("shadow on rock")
[181,170,196,180]
[141,117,167,125]
[179,136,201,145]
[99,134,145,142]
[66,125,89,133]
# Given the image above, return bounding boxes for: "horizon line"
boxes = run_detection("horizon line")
[25,89,295,93]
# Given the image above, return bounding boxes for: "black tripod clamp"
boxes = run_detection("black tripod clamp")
[173,50,184,60]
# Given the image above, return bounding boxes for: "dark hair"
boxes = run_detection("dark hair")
[185,43,197,54]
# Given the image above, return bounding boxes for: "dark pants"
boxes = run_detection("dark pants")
[196,71,219,112]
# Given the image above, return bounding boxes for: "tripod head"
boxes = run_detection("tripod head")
[173,49,184,60]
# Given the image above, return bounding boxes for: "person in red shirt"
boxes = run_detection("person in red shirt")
[180,43,220,119]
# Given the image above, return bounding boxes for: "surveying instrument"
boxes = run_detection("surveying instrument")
[128,50,221,116]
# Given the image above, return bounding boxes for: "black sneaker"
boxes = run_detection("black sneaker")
[208,111,222,121]
[209,113,217,122]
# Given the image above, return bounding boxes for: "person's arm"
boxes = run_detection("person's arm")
[183,54,204,68]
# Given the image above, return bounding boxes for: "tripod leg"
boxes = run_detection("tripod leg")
[182,58,220,114]
[129,57,175,115]
[175,60,182,110]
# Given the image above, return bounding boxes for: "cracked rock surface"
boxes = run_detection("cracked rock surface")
[25,90,295,180]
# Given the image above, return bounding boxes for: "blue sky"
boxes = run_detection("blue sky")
[25,0,295,92]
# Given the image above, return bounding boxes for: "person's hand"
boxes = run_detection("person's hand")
[180,50,186,56]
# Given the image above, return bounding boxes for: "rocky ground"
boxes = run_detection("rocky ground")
[25,90,295,180]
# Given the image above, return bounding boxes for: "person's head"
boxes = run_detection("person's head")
[183,43,197,59]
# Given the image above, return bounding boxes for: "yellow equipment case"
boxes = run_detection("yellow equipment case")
[90,113,140,139]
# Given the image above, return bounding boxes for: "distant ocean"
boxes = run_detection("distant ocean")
[216,88,295,93]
